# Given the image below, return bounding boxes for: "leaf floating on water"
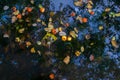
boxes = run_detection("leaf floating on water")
[89,54,94,61]
[74,27,78,33]
[49,73,55,80]
[81,46,84,52]
[59,31,66,36]
[13,10,20,15]
[88,1,93,5]
[75,51,81,57]
[49,17,52,22]
[30,0,34,4]
[63,56,70,64]
[105,8,111,12]
[115,13,120,17]
[48,22,54,29]
[18,28,25,33]
[32,23,37,26]
[70,31,77,38]
[42,21,46,26]
[111,40,119,48]
[37,50,41,55]
[3,33,9,38]
[86,3,93,9]
[11,16,17,23]
[44,28,52,32]
[109,12,115,17]
[85,34,91,40]
[3,5,9,10]
[74,1,83,7]
[99,26,104,30]
[36,41,41,45]
[30,47,36,53]
[15,37,21,43]
[26,41,31,47]
[50,12,55,17]
[36,18,41,22]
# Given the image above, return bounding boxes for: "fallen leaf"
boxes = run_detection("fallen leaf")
[13,10,20,15]
[111,40,119,48]
[11,16,17,23]
[81,46,84,52]
[86,3,93,9]
[3,33,9,38]
[49,73,55,80]
[99,26,104,30]
[115,13,120,17]
[36,41,41,45]
[30,47,36,53]
[105,8,111,12]
[74,27,78,33]
[18,28,25,33]
[59,31,66,36]
[70,31,77,38]
[74,1,83,7]
[75,51,81,57]
[30,0,34,4]
[15,37,21,43]
[26,41,31,47]
[48,22,54,29]
[63,56,70,64]
[89,54,94,61]
[3,6,9,10]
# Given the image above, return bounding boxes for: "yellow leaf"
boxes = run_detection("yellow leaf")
[105,8,111,12]
[49,17,52,22]
[70,31,77,38]
[43,33,57,41]
[74,27,78,33]
[90,42,94,46]
[99,26,104,30]
[115,13,120,17]
[30,47,36,53]
[75,51,81,57]
[111,40,119,48]
[63,56,70,64]
[86,3,93,9]
[13,10,20,15]
[74,1,83,7]
[88,1,93,5]
[15,37,21,43]
[18,28,25,33]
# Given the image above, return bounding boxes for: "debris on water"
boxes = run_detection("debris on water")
[75,51,81,57]
[63,55,70,64]
[3,6,9,10]
[89,54,94,61]
[111,37,119,48]
[30,47,36,53]
[81,46,84,52]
